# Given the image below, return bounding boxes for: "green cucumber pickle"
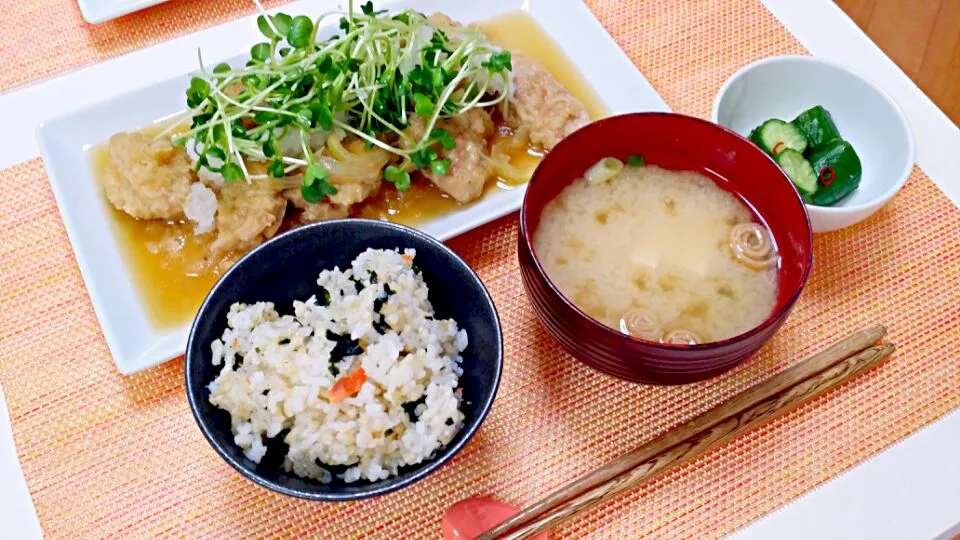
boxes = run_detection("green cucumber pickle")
[807,140,862,206]
[792,106,841,150]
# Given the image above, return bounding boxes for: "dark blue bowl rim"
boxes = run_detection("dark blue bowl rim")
[185,218,504,502]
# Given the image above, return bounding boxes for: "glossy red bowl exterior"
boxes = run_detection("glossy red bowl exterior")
[518,113,814,384]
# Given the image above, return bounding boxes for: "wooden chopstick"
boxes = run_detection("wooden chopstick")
[494,343,895,539]
[477,326,891,540]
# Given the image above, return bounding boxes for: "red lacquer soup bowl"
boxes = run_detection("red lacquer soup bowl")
[518,113,814,384]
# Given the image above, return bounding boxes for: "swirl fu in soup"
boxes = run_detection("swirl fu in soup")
[533,159,779,345]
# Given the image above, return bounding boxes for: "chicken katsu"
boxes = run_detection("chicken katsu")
[93,8,602,327]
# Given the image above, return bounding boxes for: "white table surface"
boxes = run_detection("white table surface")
[1,0,958,537]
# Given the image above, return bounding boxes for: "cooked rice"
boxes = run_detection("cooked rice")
[207,248,468,483]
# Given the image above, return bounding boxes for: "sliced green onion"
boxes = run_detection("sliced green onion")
[584,157,624,185]
[627,155,645,167]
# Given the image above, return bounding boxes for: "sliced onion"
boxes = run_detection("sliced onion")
[492,127,534,186]
[304,140,390,185]
[325,129,352,162]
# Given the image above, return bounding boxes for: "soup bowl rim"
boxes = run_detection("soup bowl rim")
[519,111,814,353]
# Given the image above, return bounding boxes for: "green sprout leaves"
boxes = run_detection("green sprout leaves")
[288,16,315,49]
[186,77,210,108]
[309,101,334,130]
[301,163,336,202]
[384,165,411,191]
[250,42,272,62]
[412,93,434,116]
[411,147,438,170]
[430,128,455,150]
[429,159,450,176]
[257,13,293,40]
[221,163,244,182]
[182,0,512,204]
[482,50,512,73]
[360,1,386,16]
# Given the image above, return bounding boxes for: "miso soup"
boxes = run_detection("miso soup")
[533,161,779,344]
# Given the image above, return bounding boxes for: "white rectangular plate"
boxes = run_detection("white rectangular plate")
[77,0,171,24]
[37,0,670,375]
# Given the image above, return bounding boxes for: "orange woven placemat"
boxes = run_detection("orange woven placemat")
[0,0,287,92]
[1,0,959,538]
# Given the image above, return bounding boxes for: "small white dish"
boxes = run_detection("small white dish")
[77,0,170,24]
[37,0,669,375]
[712,55,915,233]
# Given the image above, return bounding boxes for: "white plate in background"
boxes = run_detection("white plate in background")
[77,0,170,24]
[37,0,670,375]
